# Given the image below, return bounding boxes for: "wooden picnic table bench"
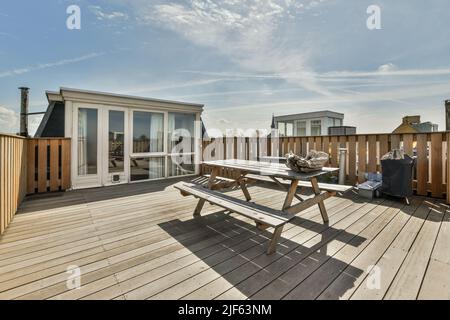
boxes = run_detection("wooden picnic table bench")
[174,182,295,254]
[175,159,352,255]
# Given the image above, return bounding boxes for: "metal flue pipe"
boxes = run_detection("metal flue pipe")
[338,148,347,185]
[19,87,29,137]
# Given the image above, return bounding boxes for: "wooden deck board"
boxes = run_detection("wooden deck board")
[0,177,448,300]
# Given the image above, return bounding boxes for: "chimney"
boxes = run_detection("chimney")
[446,100,450,131]
[19,87,29,137]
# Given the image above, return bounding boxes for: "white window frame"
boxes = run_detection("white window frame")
[167,111,197,178]
[102,105,129,186]
[311,119,322,136]
[72,103,103,189]
[129,108,167,183]
[295,120,307,137]
[128,108,199,183]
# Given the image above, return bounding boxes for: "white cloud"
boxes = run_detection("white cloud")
[89,6,128,20]
[122,78,229,95]
[378,63,398,73]
[0,106,19,134]
[0,52,105,78]
[319,66,450,79]
[135,0,329,95]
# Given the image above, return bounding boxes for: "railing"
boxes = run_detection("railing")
[201,132,450,200]
[0,134,27,235]
[27,138,71,194]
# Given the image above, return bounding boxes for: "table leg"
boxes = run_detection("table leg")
[311,177,329,223]
[283,179,299,210]
[207,167,220,189]
[193,167,220,217]
[238,176,252,201]
[267,225,284,255]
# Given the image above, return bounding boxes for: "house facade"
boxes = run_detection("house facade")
[271,111,344,137]
[36,88,203,190]
[392,115,438,134]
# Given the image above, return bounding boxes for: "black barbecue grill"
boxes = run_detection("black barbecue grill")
[381,154,415,205]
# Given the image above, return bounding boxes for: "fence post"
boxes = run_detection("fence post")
[339,148,347,185]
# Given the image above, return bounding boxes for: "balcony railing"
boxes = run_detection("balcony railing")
[201,132,450,200]
[0,135,71,235]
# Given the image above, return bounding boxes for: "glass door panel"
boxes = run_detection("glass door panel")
[132,111,164,154]
[130,110,165,182]
[108,110,125,174]
[78,108,98,176]
[167,112,196,177]
[130,157,165,181]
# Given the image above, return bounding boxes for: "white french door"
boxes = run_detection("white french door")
[72,104,200,189]
[72,104,102,189]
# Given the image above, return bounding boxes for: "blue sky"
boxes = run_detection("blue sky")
[1,0,450,135]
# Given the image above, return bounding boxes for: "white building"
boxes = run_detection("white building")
[271,111,345,137]
[35,88,203,190]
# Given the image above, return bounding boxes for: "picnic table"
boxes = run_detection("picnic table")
[203,159,339,221]
[175,159,348,254]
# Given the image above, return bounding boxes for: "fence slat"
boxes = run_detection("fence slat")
[348,136,357,184]
[431,133,443,198]
[379,135,389,159]
[50,140,60,192]
[390,134,400,150]
[358,135,367,183]
[27,139,37,194]
[315,136,323,152]
[301,137,307,155]
[330,136,338,167]
[308,137,315,153]
[403,134,414,156]
[37,140,47,193]
[368,135,377,172]
[416,134,428,196]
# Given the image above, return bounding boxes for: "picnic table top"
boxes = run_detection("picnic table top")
[203,159,338,181]
[258,156,287,162]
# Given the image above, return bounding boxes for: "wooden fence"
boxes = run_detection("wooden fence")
[0,136,71,235]
[0,134,27,235]
[27,138,71,194]
[202,132,450,200]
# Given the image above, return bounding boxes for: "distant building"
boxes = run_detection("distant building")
[392,115,438,134]
[271,111,344,137]
[328,126,357,136]
[445,100,450,131]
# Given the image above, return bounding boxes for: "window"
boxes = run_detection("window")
[168,154,195,177]
[78,108,98,175]
[168,112,196,177]
[130,111,197,181]
[168,112,195,154]
[130,111,165,181]
[333,118,342,126]
[130,157,165,181]
[132,111,164,153]
[295,121,307,136]
[108,111,125,174]
[286,122,294,137]
[311,120,322,136]
[278,122,286,136]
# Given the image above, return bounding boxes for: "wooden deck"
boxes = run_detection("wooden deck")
[0,177,449,300]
